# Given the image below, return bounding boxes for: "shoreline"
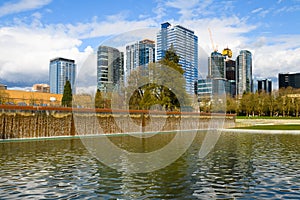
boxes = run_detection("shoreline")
[221,128,300,134]
[0,129,202,143]
[1,128,300,143]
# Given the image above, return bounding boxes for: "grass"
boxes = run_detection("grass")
[236,116,300,120]
[235,124,300,130]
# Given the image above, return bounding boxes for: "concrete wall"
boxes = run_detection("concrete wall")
[0,110,235,139]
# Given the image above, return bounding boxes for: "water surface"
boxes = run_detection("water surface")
[0,132,299,199]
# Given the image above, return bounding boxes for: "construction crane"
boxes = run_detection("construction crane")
[208,28,218,52]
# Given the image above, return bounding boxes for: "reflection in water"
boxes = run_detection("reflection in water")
[0,132,299,199]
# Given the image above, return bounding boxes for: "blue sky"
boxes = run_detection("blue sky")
[0,0,300,89]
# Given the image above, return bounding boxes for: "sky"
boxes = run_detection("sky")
[0,0,300,89]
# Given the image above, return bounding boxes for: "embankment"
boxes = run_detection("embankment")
[0,105,235,139]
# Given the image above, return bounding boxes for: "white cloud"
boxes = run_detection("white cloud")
[153,0,167,20]
[0,24,89,83]
[0,14,159,85]
[252,35,300,78]
[0,0,52,18]
[0,0,299,93]
[274,5,300,14]
[165,0,211,20]
[252,7,263,14]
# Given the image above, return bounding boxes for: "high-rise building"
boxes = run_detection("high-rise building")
[225,59,236,97]
[278,72,300,89]
[207,51,226,96]
[208,51,226,79]
[236,50,252,97]
[157,22,198,94]
[97,46,124,92]
[197,79,212,98]
[126,39,155,76]
[258,79,272,93]
[49,57,76,94]
[225,59,236,81]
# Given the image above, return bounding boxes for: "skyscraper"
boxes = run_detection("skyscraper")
[97,46,124,92]
[258,79,272,93]
[126,39,155,76]
[208,51,226,79]
[207,51,226,95]
[197,79,212,98]
[49,57,76,94]
[225,59,236,81]
[278,72,300,89]
[225,59,236,97]
[157,22,198,94]
[236,50,252,97]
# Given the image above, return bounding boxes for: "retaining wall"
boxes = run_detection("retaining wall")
[0,106,235,139]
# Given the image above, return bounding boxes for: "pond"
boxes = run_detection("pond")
[0,131,299,199]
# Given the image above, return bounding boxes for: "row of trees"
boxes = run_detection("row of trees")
[226,87,300,117]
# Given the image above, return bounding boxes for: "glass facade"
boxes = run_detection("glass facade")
[206,51,227,96]
[126,39,155,76]
[225,59,236,97]
[236,50,252,97]
[208,51,226,79]
[97,46,124,92]
[197,79,212,98]
[49,57,76,94]
[258,79,272,93]
[279,73,300,89]
[157,22,198,94]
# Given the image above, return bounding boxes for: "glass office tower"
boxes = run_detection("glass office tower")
[258,79,272,93]
[236,50,252,97]
[49,57,76,94]
[279,72,300,89]
[97,46,124,92]
[126,39,155,76]
[157,22,198,94]
[208,51,226,79]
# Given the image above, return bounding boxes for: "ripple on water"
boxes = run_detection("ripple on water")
[0,134,299,199]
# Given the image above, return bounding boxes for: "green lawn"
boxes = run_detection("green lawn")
[236,116,300,120]
[235,124,300,130]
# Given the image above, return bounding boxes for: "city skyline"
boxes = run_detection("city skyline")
[0,0,300,90]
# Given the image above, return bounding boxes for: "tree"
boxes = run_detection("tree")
[94,89,104,108]
[294,97,300,117]
[0,90,9,104]
[126,46,190,111]
[159,44,184,75]
[61,80,72,107]
[226,95,238,114]
[266,93,276,117]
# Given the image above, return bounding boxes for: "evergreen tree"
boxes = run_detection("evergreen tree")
[95,89,104,108]
[159,44,184,75]
[62,80,72,107]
